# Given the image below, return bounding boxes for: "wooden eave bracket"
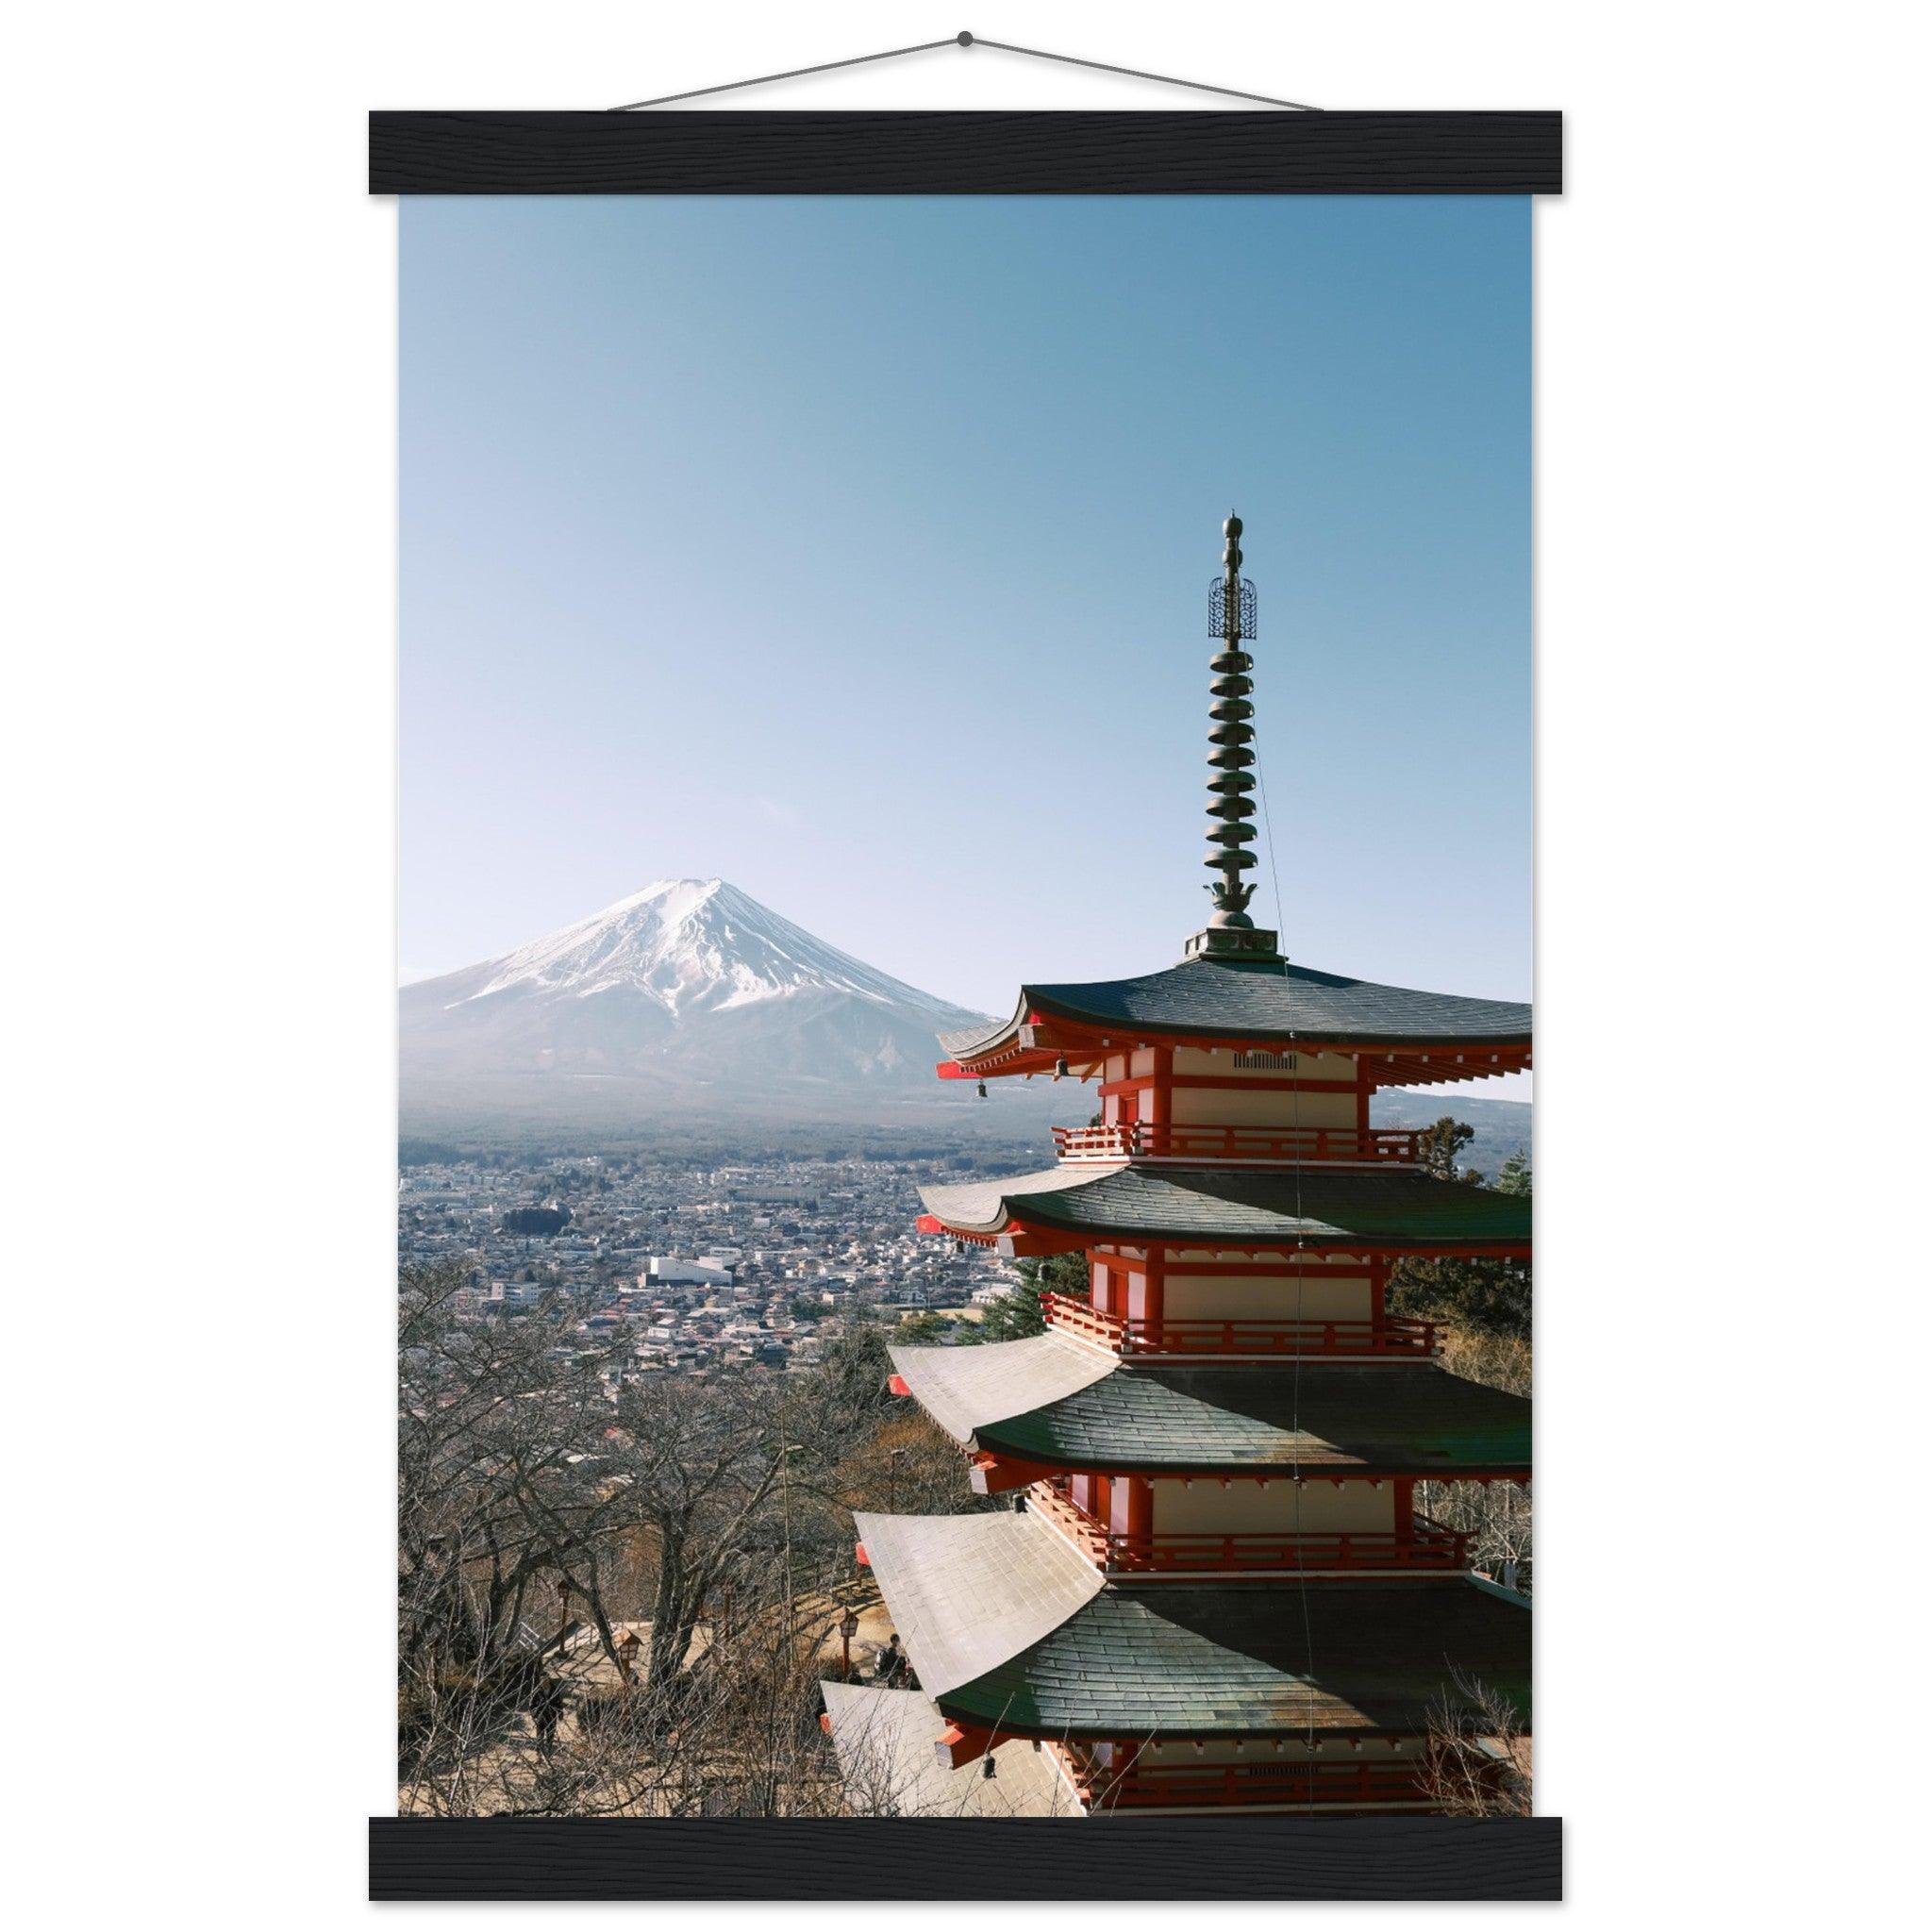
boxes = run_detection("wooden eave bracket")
[968,1450,1061,1496]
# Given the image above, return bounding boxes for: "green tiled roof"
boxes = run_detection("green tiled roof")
[887,1334,1114,1446]
[941,1576,1530,1740]
[974,1361,1530,1475]
[939,957,1530,1058]
[919,1164,1531,1249]
[854,1510,1107,1697]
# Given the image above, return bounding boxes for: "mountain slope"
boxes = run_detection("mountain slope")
[399,878,1532,1155]
[435,878,966,1022]
[400,879,1049,1133]
[1368,1090,1533,1182]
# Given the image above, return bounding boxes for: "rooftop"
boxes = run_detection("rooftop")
[918,1163,1532,1253]
[819,1683,1079,1817]
[940,956,1530,1070]
[858,1509,1529,1740]
[888,1338,1530,1476]
[852,1509,1104,1699]
[886,1333,1114,1443]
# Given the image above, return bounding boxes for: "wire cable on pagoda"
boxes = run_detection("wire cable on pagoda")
[1288,1069,1319,1775]
[1257,758,1288,958]
[1240,505,1290,957]
[1251,510,1317,1775]
[608,30,1323,112]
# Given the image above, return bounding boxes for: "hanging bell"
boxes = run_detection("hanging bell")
[976,1080,988,1099]
[981,1754,997,1780]
[1054,1057,1069,1079]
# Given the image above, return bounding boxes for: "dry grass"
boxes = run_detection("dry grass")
[1440,1327,1531,1397]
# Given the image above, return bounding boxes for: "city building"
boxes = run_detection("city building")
[644,1256,735,1288]
[829,516,1532,1817]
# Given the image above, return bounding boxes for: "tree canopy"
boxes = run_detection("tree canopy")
[1387,1118,1532,1340]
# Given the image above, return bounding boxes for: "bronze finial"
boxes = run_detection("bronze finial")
[1186,512,1280,963]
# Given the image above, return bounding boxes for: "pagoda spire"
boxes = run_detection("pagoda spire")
[1185,512,1281,962]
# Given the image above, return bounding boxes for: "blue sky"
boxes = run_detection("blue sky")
[402,195,1529,1026]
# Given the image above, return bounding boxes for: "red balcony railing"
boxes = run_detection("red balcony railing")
[1030,1480,1470,1575]
[1041,1291,1441,1358]
[1052,1123,1422,1166]
[1050,1739,1440,1811]
[1087,1758,1431,1811]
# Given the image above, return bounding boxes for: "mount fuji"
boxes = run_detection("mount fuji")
[399,879,1051,1139]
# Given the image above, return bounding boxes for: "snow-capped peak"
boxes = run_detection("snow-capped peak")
[457,878,974,1021]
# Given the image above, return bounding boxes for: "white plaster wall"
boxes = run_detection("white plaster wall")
[1151,1477,1396,1534]
[1161,1273,1372,1322]
[1169,1084,1358,1128]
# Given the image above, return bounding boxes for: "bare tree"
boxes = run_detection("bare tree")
[398,1265,973,1818]
[398,1260,632,1792]
[607,1371,796,1703]
[1420,1476,1533,1591]
[1424,1327,1533,1590]
[1418,1669,1532,1817]
[1442,1328,1531,1397]
[400,1269,611,1621]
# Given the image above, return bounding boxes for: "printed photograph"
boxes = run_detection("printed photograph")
[397,194,1533,1822]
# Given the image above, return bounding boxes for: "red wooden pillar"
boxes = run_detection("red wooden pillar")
[1148,1044,1174,1128]
[1392,1475,1416,1546]
[1142,1248,1166,1337]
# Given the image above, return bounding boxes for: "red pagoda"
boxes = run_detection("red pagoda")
[824,515,1531,1817]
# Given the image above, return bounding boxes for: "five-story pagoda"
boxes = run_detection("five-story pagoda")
[824,516,1531,1818]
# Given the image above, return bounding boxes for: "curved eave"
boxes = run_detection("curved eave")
[887,1334,1115,1446]
[936,992,1033,1066]
[933,1572,1533,1741]
[858,1514,1531,1743]
[894,1346,1531,1479]
[917,1165,1532,1257]
[936,962,1531,1086]
[975,1437,1531,1482]
[819,1685,1078,1817]
[852,1509,1105,1700]
[917,1163,1122,1244]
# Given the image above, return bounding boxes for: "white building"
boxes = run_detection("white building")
[643,1257,734,1288]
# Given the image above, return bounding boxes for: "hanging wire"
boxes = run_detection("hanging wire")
[1253,568,1320,1786]
[610,30,1321,113]
[1257,759,1287,953]
[610,36,958,111]
[969,36,1320,111]
[1288,1057,1318,1784]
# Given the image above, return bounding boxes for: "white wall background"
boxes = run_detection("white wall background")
[6,4,1924,1924]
